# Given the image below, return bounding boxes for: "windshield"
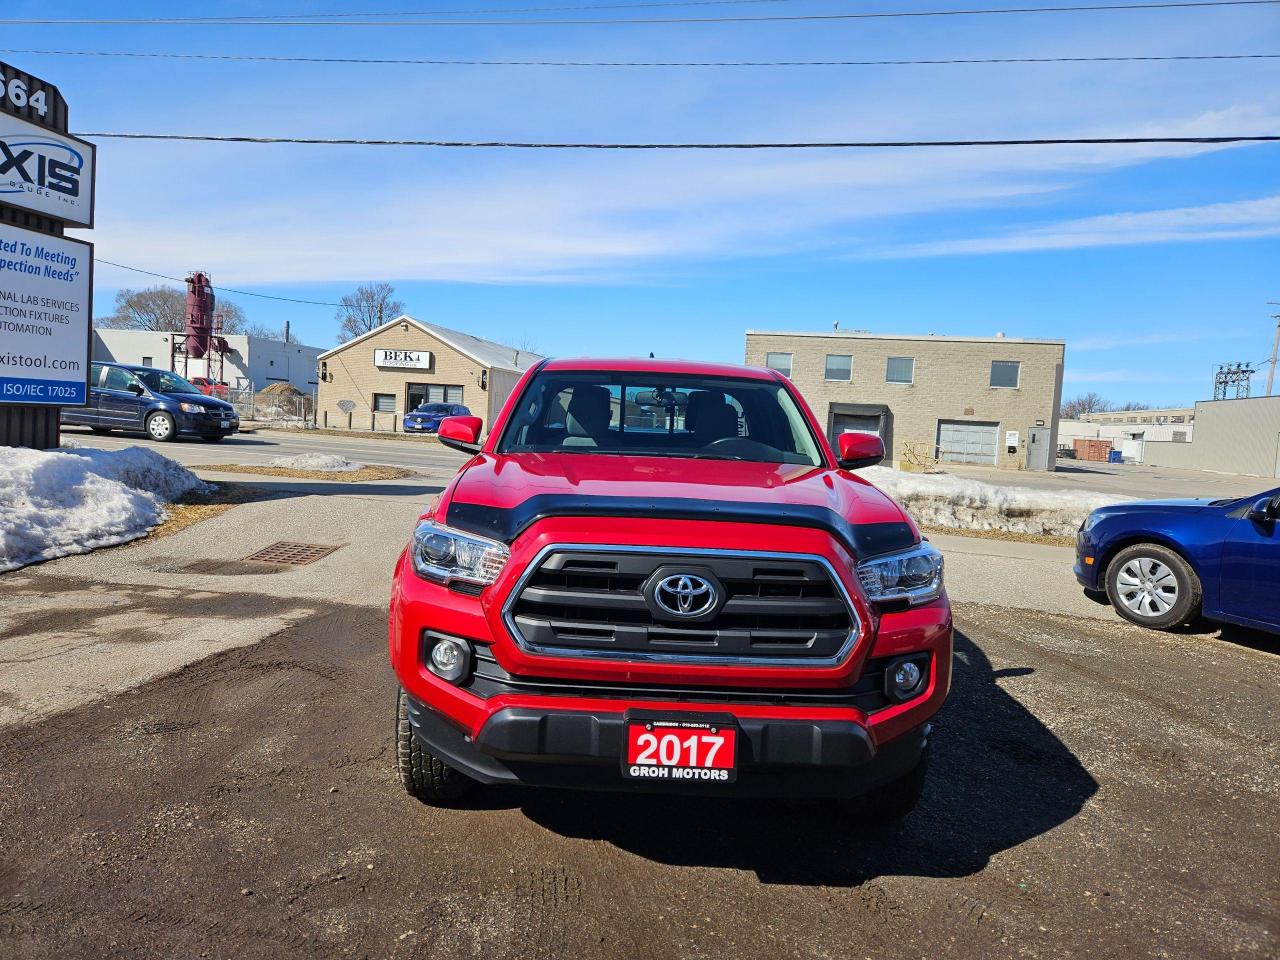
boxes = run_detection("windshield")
[135,370,201,395]
[498,371,824,466]
[416,403,452,414]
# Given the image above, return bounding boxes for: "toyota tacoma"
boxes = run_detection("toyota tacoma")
[389,358,951,816]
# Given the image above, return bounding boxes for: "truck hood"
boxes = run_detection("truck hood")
[441,452,918,558]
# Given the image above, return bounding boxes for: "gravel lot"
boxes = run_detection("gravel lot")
[0,593,1274,960]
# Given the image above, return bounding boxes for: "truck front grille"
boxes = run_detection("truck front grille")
[504,547,859,665]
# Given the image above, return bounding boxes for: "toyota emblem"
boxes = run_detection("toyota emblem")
[653,574,718,617]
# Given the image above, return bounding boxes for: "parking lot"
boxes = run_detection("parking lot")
[0,432,1276,960]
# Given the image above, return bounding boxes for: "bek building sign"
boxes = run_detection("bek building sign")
[375,348,432,370]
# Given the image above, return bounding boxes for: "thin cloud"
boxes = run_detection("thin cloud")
[1071,332,1207,351]
[871,195,1280,259]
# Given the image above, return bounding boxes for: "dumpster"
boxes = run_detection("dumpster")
[1107,449,1124,464]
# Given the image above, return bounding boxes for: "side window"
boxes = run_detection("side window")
[990,360,1021,389]
[764,352,793,379]
[90,363,104,388]
[823,354,852,381]
[103,367,136,391]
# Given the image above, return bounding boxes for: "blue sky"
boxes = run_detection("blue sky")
[8,0,1279,406]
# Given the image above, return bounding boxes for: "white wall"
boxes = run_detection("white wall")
[93,329,322,392]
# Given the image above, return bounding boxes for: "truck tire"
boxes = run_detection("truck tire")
[863,751,928,821]
[1105,543,1201,630]
[396,687,473,804]
[145,412,176,442]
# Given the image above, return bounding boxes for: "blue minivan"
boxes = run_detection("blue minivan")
[61,362,240,442]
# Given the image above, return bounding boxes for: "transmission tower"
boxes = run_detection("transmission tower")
[1213,362,1255,401]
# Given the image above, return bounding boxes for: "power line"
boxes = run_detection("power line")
[125,0,800,18]
[7,47,1277,67]
[5,0,1277,26]
[77,132,1280,148]
[95,259,345,308]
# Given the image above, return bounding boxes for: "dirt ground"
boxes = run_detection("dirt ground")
[0,600,1275,960]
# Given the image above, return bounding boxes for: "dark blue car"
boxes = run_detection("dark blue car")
[1075,487,1280,634]
[403,402,469,434]
[61,362,240,443]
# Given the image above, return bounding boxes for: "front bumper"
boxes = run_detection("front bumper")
[1074,528,1103,589]
[390,518,952,797]
[177,411,239,437]
[404,692,931,798]
[403,421,440,433]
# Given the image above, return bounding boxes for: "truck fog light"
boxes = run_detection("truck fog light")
[885,656,927,702]
[893,661,921,691]
[427,636,471,683]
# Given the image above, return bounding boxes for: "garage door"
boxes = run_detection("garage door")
[937,420,999,464]
[833,413,881,438]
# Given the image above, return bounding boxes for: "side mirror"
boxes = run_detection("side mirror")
[127,383,145,396]
[836,432,885,470]
[438,415,484,454]
[1248,493,1280,522]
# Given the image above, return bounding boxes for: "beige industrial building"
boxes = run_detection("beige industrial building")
[316,316,541,431]
[745,330,1065,470]
[1082,406,1195,426]
[1144,396,1280,478]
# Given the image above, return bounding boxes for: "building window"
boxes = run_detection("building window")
[885,357,915,384]
[824,354,852,381]
[990,360,1021,389]
[1171,416,1185,423]
[141,356,153,368]
[1172,431,1187,442]
[372,393,397,413]
[764,352,793,378]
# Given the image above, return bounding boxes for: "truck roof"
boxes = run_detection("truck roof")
[539,357,779,380]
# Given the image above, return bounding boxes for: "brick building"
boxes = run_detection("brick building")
[745,330,1065,471]
[316,316,540,432]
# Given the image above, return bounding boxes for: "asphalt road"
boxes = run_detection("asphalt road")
[61,425,470,475]
[0,593,1275,960]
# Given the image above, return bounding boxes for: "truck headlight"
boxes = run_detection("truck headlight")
[856,542,944,605]
[411,519,509,587]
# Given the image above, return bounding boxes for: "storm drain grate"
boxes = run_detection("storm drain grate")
[242,541,342,566]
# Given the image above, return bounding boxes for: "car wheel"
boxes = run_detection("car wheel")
[89,427,112,435]
[1105,543,1202,630]
[862,750,928,821]
[395,688,473,804]
[145,412,176,442]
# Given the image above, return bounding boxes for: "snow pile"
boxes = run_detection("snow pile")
[266,453,364,472]
[860,466,1129,537]
[1,446,208,572]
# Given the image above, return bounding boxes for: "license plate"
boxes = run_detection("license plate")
[220,420,230,428]
[623,717,737,783]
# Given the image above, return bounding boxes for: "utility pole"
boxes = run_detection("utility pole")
[1268,303,1280,397]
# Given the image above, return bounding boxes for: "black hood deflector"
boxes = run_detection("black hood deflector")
[445,494,916,560]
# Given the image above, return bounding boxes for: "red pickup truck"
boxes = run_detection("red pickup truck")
[389,358,951,817]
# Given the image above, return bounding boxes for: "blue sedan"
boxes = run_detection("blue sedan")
[1075,487,1280,634]
[403,402,469,434]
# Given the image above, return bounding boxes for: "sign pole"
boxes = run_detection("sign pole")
[0,60,96,449]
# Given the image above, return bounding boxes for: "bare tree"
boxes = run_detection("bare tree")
[246,321,300,343]
[97,285,248,334]
[335,282,404,343]
[1114,401,1150,411]
[514,335,543,356]
[1060,392,1112,419]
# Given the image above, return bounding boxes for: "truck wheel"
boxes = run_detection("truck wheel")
[863,751,928,821]
[145,412,176,442]
[1105,543,1201,630]
[396,688,473,804]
